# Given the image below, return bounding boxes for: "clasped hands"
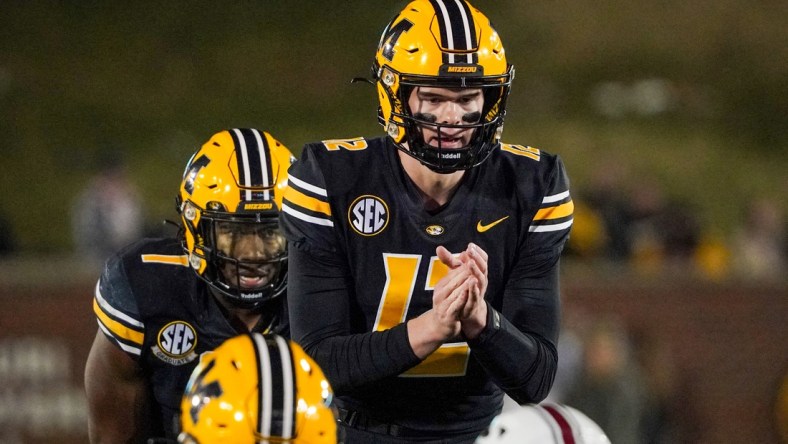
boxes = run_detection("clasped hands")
[432,242,489,341]
[407,243,489,359]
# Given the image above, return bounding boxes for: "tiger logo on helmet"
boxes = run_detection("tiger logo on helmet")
[178,333,337,444]
[475,403,611,444]
[373,0,514,172]
[177,128,294,310]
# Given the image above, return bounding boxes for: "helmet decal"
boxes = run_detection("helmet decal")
[183,154,211,196]
[251,333,296,440]
[187,359,223,425]
[229,128,276,204]
[380,19,414,62]
[428,0,478,65]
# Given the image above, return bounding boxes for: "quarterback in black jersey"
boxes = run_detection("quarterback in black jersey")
[281,1,574,442]
[84,128,295,442]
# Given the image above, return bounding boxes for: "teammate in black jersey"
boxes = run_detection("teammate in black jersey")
[84,128,295,442]
[281,1,574,442]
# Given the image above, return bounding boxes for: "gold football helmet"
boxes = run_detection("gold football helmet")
[178,333,337,444]
[177,129,294,309]
[373,0,514,172]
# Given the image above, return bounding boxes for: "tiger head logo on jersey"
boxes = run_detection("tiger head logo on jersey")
[372,0,514,172]
[178,333,337,444]
[177,129,295,310]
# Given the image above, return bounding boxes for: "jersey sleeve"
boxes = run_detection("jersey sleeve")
[282,143,422,394]
[92,250,146,359]
[280,144,340,256]
[526,154,573,258]
[469,154,573,404]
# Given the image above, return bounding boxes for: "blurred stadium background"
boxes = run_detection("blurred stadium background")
[0,1,785,443]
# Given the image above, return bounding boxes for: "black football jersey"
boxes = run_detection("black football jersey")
[281,136,572,437]
[91,237,289,439]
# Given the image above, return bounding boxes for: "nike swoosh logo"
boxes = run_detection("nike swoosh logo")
[477,216,510,233]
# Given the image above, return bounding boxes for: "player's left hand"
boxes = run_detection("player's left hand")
[459,243,488,339]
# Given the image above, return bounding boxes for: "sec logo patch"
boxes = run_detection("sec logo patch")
[348,195,389,236]
[152,321,198,365]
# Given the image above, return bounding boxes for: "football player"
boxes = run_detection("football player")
[281,0,573,442]
[475,403,611,444]
[178,333,337,444]
[85,129,294,442]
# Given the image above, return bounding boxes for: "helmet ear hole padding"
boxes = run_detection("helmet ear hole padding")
[183,202,198,221]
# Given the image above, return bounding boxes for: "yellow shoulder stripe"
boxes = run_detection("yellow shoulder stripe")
[283,186,332,216]
[93,298,145,346]
[141,254,189,266]
[534,200,574,221]
[501,144,540,161]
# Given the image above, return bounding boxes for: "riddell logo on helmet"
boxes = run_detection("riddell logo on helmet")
[446,66,478,73]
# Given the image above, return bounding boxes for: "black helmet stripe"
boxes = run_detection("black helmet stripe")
[272,335,296,440]
[429,0,478,65]
[230,128,273,203]
[251,334,296,442]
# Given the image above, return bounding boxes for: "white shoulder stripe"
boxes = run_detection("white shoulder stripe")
[529,219,574,232]
[542,190,570,204]
[282,204,334,227]
[97,321,141,356]
[95,281,145,328]
[288,173,327,197]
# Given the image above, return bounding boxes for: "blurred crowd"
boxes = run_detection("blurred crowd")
[69,156,146,267]
[565,162,787,282]
[546,308,689,444]
[0,152,784,284]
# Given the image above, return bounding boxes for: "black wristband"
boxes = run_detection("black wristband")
[467,302,501,346]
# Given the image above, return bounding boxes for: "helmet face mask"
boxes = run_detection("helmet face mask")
[373,0,514,173]
[199,214,287,307]
[178,128,294,310]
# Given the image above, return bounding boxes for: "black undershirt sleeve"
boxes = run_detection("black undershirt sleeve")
[467,251,561,404]
[287,241,422,394]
